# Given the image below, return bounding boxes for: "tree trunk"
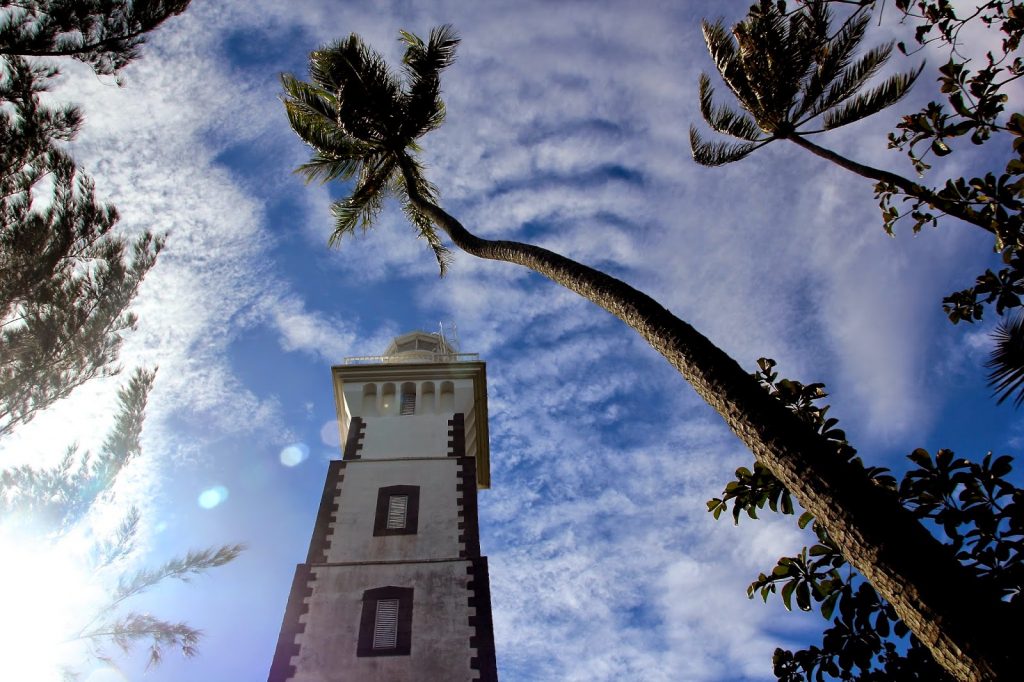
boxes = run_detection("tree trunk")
[399,158,1017,681]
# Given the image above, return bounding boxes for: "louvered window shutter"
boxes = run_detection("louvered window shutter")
[373,599,400,649]
[386,495,408,529]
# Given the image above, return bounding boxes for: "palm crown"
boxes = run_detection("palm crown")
[281,25,459,273]
[690,0,922,166]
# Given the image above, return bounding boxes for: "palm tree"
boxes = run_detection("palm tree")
[282,26,1016,681]
[987,313,1024,405]
[690,0,999,237]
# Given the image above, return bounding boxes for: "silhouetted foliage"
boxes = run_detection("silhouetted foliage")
[693,0,1024,405]
[287,26,1018,680]
[711,359,1023,680]
[281,25,458,273]
[0,369,243,676]
[0,3,238,675]
[987,314,1024,405]
[0,60,163,433]
[0,1,190,434]
[0,0,190,76]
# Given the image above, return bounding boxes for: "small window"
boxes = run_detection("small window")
[357,586,413,657]
[373,485,420,536]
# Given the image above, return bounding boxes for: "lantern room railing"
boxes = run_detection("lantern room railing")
[342,352,480,365]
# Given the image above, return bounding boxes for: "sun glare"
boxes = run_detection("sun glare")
[0,527,105,681]
[198,485,230,509]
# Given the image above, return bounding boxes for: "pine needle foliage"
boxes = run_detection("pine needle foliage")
[0,2,228,675]
[0,1,191,76]
[0,368,154,531]
[0,369,243,674]
[0,1,192,436]
[281,25,460,274]
[690,0,921,166]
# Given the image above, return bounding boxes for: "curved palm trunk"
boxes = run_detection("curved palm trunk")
[787,134,993,235]
[399,159,1016,681]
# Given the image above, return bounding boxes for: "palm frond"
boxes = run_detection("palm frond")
[690,126,761,166]
[810,44,895,120]
[695,2,916,147]
[698,73,764,142]
[987,315,1024,406]
[734,3,811,126]
[295,154,364,184]
[822,64,922,130]
[400,156,440,204]
[796,10,869,120]
[400,26,459,142]
[280,73,337,124]
[328,156,397,244]
[402,197,452,276]
[285,27,461,260]
[284,100,378,178]
[389,156,450,275]
[799,0,832,45]
[401,25,459,79]
[702,20,758,114]
[309,35,402,143]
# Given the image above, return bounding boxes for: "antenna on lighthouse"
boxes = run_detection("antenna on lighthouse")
[438,320,460,353]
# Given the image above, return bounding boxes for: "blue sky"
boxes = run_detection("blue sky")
[1,1,1021,680]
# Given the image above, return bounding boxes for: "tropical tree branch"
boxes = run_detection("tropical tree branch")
[397,153,1017,680]
[785,132,992,233]
[284,23,1020,678]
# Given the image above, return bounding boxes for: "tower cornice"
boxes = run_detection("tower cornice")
[331,361,491,488]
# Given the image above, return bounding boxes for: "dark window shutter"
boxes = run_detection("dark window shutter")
[373,486,419,536]
[357,586,413,657]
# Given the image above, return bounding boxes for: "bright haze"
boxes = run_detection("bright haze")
[1,1,1018,681]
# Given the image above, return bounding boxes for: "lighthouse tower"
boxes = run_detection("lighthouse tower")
[268,330,498,681]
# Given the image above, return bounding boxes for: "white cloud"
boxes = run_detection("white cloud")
[6,1,1015,680]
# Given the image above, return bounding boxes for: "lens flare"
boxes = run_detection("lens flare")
[198,485,229,509]
[320,420,341,447]
[279,443,309,467]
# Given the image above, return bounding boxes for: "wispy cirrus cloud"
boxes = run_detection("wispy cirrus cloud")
[5,1,1014,680]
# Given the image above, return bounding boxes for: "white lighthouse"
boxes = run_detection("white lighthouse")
[268,330,498,681]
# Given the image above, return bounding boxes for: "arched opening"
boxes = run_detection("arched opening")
[361,383,378,416]
[400,382,416,415]
[439,381,455,413]
[421,382,435,414]
[381,383,396,415]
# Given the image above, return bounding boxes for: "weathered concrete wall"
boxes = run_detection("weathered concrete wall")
[288,560,478,682]
[360,414,450,460]
[325,459,463,563]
